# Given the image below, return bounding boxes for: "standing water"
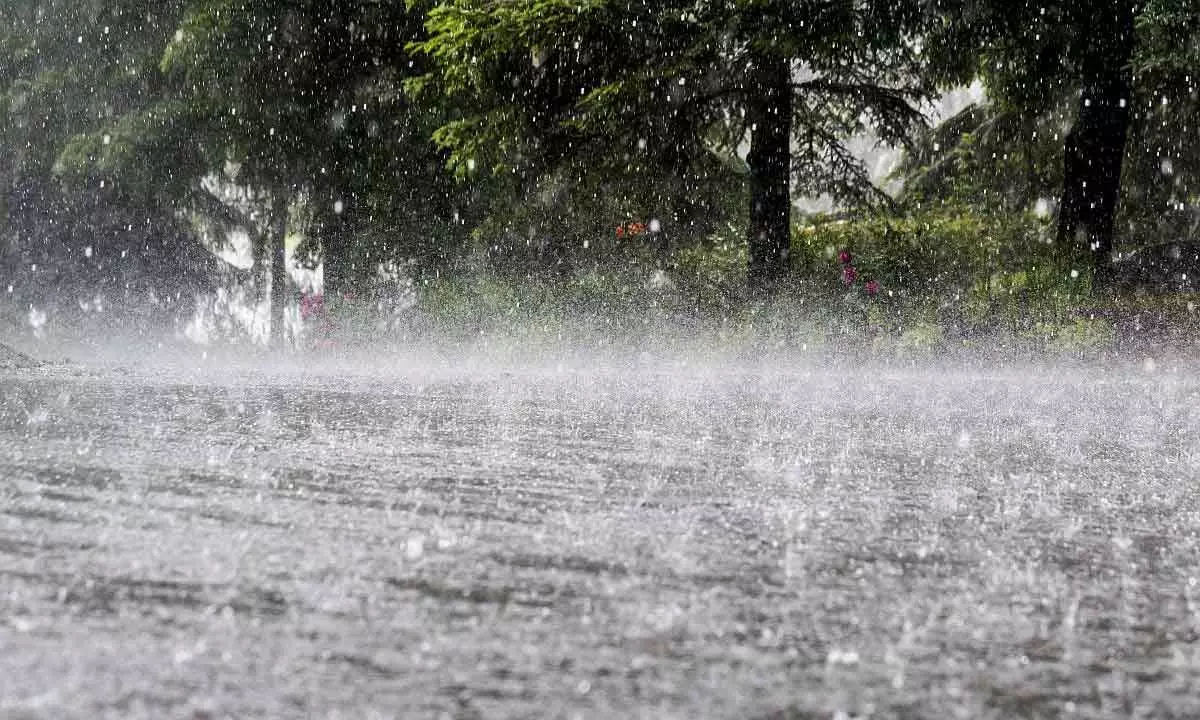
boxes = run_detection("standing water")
[2,352,1199,718]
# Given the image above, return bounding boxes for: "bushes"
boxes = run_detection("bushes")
[393,206,1178,358]
[790,207,1106,342]
[792,207,1070,299]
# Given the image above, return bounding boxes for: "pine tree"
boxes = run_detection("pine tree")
[415,0,935,292]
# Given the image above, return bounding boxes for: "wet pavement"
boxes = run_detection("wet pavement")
[2,356,1200,719]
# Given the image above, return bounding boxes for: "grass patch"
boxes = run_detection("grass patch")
[309,208,1200,360]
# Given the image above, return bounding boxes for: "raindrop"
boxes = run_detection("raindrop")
[333,200,344,214]
[827,648,860,666]
[404,535,425,560]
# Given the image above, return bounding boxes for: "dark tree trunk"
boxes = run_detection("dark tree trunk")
[320,209,351,300]
[745,54,792,293]
[1056,2,1137,282]
[268,195,289,346]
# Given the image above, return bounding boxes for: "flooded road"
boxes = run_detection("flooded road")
[2,356,1200,719]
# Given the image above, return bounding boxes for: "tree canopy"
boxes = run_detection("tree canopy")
[3,0,1199,336]
[414,0,937,287]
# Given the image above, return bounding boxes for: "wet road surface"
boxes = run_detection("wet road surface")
[2,357,1200,718]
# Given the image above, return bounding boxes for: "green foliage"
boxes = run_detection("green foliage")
[893,321,945,355]
[908,0,1199,255]
[414,0,939,285]
[1039,317,1116,354]
[895,103,1066,213]
[5,0,1199,349]
[793,209,1070,300]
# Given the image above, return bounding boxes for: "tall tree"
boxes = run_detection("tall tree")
[922,0,1165,277]
[0,0,218,330]
[415,0,934,292]
[1124,0,1200,239]
[905,0,1200,283]
[58,0,475,343]
[1055,2,1139,277]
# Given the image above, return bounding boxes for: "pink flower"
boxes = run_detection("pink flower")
[837,249,852,265]
[841,265,858,285]
[865,279,880,297]
[300,293,325,320]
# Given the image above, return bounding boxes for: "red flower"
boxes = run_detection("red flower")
[837,249,852,265]
[841,265,858,285]
[616,225,626,238]
[865,279,880,297]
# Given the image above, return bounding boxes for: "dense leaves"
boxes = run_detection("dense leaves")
[414,0,937,286]
[2,0,1198,336]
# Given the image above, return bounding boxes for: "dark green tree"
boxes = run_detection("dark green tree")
[0,0,218,330]
[415,0,935,292]
[53,0,477,344]
[1124,0,1200,242]
[916,0,1200,280]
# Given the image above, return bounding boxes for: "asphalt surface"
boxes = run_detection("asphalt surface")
[2,356,1199,719]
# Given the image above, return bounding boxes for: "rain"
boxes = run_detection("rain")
[3,1,1200,718]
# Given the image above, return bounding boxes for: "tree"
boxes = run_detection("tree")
[919,0,1200,279]
[1124,0,1200,242]
[56,0,477,344]
[415,0,934,292]
[0,1,221,331]
[1054,2,1139,278]
[900,0,1200,283]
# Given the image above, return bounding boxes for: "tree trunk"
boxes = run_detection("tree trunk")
[1056,2,1137,283]
[268,195,289,346]
[319,193,357,299]
[745,54,793,293]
